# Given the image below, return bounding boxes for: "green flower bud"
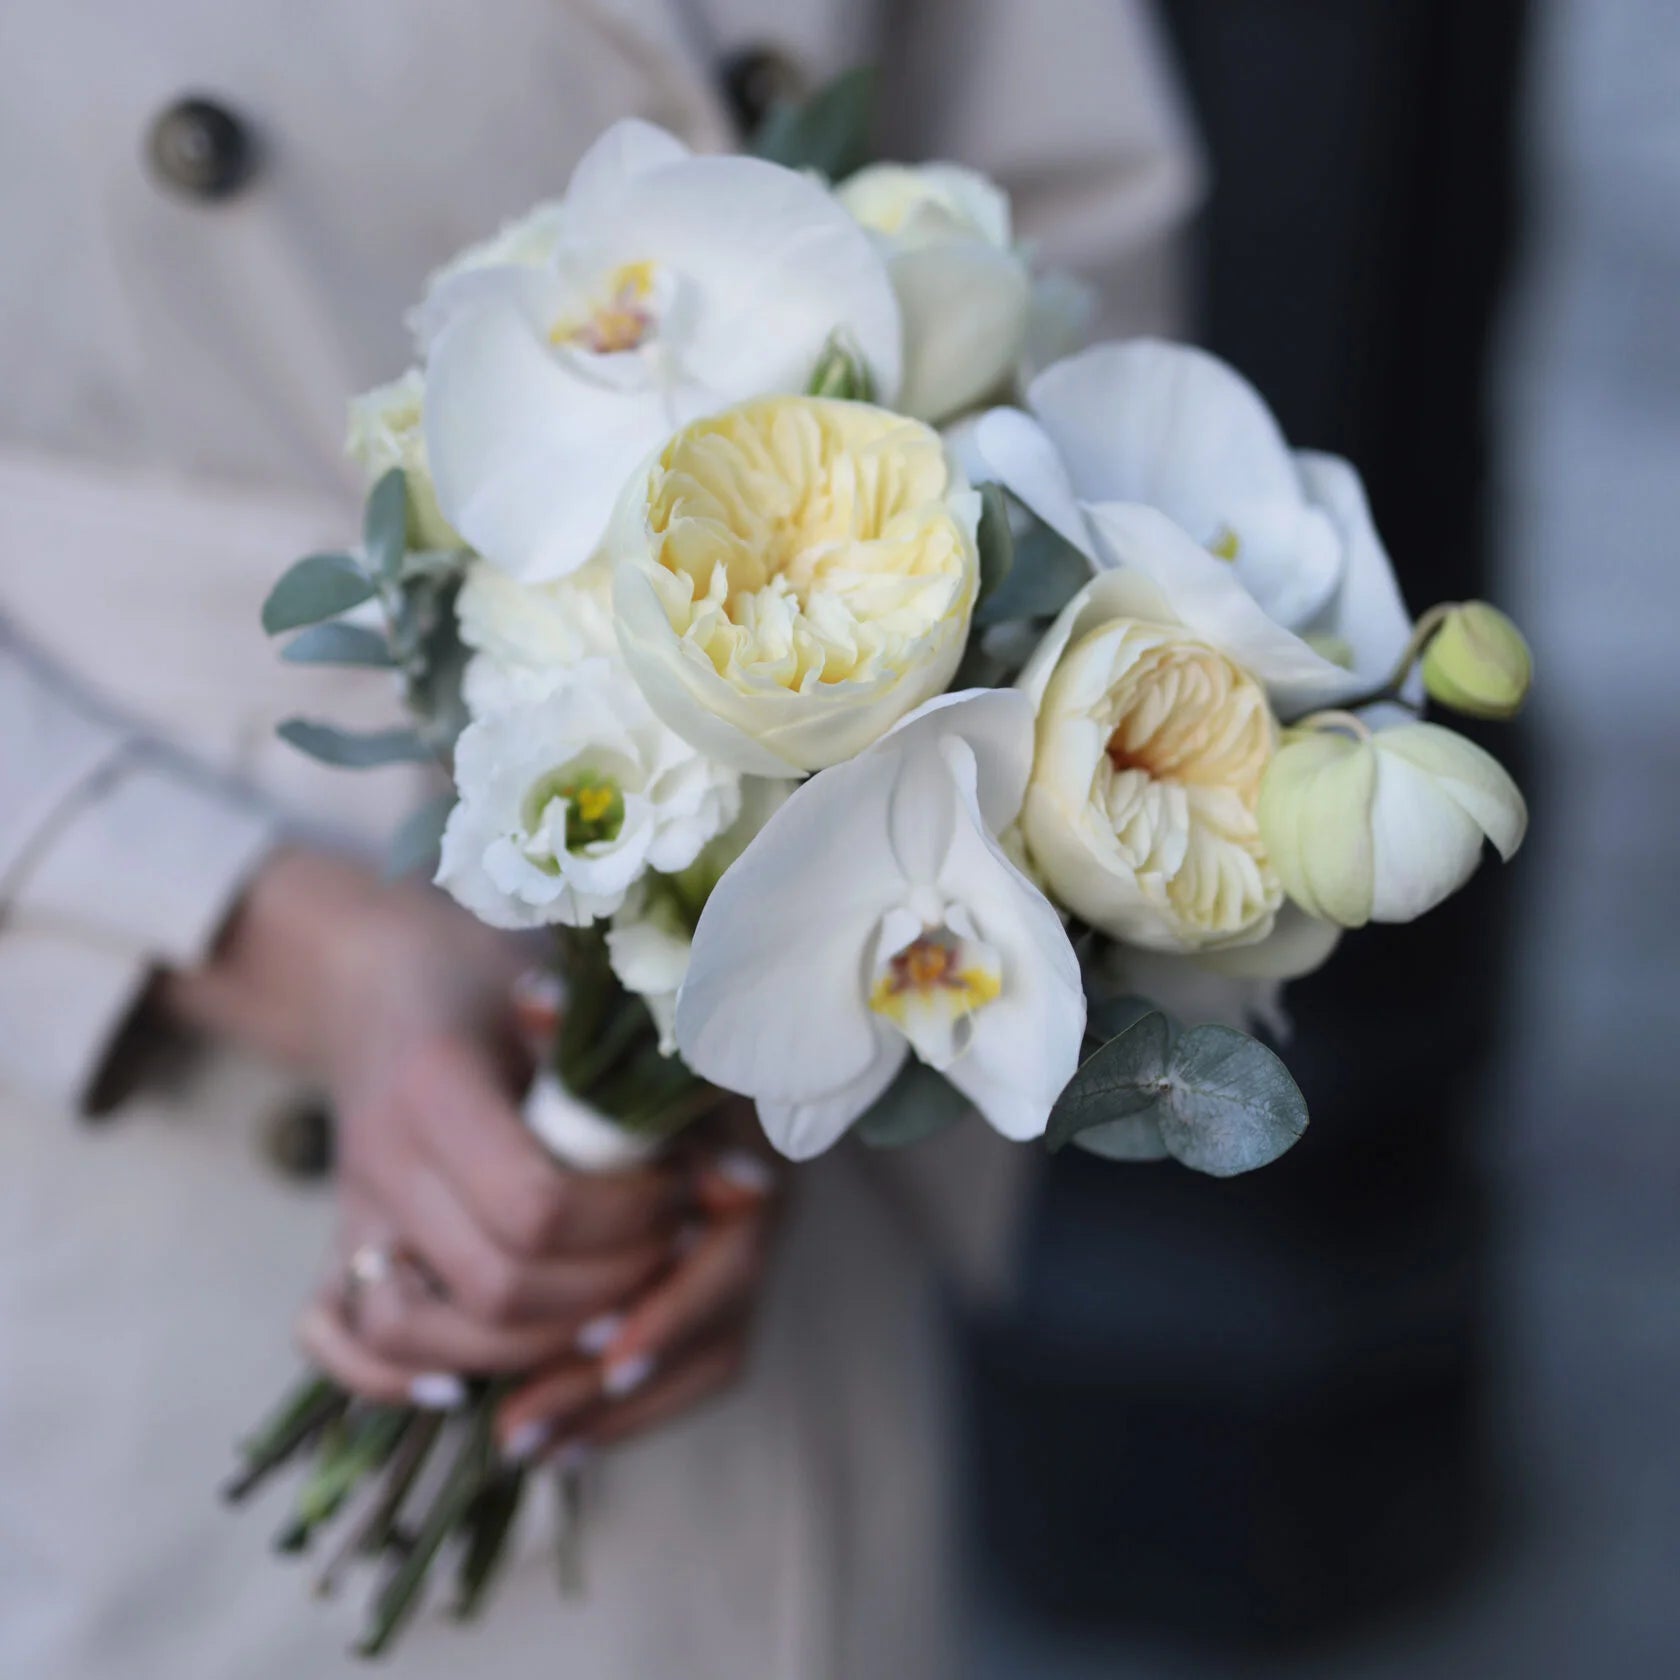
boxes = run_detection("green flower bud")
[1421,602,1532,720]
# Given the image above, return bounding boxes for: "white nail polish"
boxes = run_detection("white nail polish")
[409,1372,466,1411]
[575,1312,624,1357]
[552,1441,592,1475]
[503,1420,551,1464]
[715,1149,775,1196]
[602,1352,655,1399]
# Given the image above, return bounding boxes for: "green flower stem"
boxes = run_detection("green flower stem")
[223,1373,347,1505]
[452,1465,528,1620]
[356,1399,497,1658]
[277,1405,409,1552]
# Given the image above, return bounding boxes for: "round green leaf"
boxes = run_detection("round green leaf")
[1155,1024,1309,1177]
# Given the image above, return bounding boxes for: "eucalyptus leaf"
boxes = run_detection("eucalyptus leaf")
[363,468,410,579]
[1046,1010,1172,1152]
[384,791,455,879]
[277,719,434,769]
[854,1060,969,1149]
[280,622,395,668]
[261,553,373,634]
[975,519,1092,626]
[1084,992,1167,1048]
[1069,1110,1172,1163]
[975,482,1014,609]
[1152,1024,1308,1178]
[749,66,874,181]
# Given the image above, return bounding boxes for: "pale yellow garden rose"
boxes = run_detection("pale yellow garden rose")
[609,395,980,776]
[345,369,460,551]
[1018,567,1284,954]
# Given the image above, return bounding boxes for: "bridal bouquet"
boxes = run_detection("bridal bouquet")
[232,76,1530,1654]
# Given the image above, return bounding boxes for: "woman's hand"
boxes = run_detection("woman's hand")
[159,848,692,1403]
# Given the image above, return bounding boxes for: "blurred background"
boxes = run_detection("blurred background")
[962,1,1680,1676]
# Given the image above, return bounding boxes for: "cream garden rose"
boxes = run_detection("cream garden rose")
[345,369,459,551]
[1020,564,1282,954]
[837,162,1032,425]
[609,394,980,776]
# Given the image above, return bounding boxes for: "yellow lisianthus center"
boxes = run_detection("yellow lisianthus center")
[640,396,976,695]
[550,261,659,355]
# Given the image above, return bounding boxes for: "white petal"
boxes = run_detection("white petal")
[879,688,1036,837]
[1082,501,1352,707]
[1374,725,1527,862]
[1295,452,1416,700]
[934,738,1085,1141]
[757,1037,907,1161]
[593,156,902,404]
[1026,339,1300,524]
[1015,565,1175,712]
[889,241,1031,424]
[1366,746,1484,923]
[673,755,903,1103]
[426,303,659,579]
[972,406,1095,559]
[562,119,691,225]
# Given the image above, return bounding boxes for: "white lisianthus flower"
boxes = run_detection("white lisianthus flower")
[1257,722,1526,927]
[1018,557,1284,956]
[836,163,1032,425]
[436,658,740,929]
[456,557,619,713]
[674,690,1085,1159]
[344,369,459,551]
[605,777,794,1055]
[610,394,981,776]
[423,120,902,581]
[976,338,1415,715]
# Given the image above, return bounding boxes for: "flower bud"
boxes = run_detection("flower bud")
[1257,722,1526,927]
[1421,602,1532,719]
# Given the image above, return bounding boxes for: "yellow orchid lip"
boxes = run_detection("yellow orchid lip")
[549,261,660,355]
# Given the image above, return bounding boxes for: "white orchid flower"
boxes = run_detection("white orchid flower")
[436,658,740,929]
[422,120,902,581]
[975,338,1414,716]
[673,690,1085,1159]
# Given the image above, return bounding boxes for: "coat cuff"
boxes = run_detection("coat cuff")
[0,754,275,1109]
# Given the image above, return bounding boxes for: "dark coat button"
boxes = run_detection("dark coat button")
[719,46,806,138]
[263,1101,335,1182]
[147,96,258,201]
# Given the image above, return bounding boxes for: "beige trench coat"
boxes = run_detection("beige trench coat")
[0,2,1198,1675]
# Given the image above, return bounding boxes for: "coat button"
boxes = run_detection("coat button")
[147,96,258,201]
[719,46,806,137]
[263,1101,335,1182]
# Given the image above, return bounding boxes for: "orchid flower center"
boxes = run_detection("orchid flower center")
[550,261,661,356]
[867,916,1002,1070]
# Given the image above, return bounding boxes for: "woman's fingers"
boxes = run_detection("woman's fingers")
[295,1299,463,1411]
[350,1272,600,1376]
[571,1327,750,1455]
[492,1358,610,1460]
[400,1035,689,1256]
[595,1202,770,1385]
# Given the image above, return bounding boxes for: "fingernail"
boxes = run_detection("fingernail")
[602,1352,655,1399]
[503,1419,552,1465]
[551,1440,592,1475]
[409,1372,466,1411]
[575,1312,624,1357]
[714,1150,775,1196]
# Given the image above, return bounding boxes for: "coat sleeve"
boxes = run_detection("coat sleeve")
[0,628,274,1110]
[876,0,1206,337]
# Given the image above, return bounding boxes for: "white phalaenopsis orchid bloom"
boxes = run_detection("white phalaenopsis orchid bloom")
[423,120,902,581]
[674,690,1086,1160]
[436,658,740,929]
[976,339,1414,716]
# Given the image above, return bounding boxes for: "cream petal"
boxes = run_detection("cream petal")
[1367,745,1484,923]
[1082,501,1352,708]
[426,303,660,579]
[1373,725,1527,862]
[889,241,1031,424]
[1026,339,1301,525]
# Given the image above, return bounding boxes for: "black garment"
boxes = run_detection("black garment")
[967,0,1531,1649]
